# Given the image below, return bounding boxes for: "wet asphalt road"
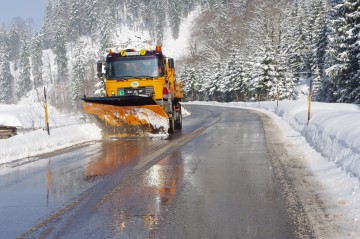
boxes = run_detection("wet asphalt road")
[0,105,296,238]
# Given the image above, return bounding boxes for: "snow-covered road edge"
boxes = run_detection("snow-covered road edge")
[187,100,360,236]
[187,100,360,178]
[0,123,102,164]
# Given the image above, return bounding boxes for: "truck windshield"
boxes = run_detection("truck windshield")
[106,56,164,79]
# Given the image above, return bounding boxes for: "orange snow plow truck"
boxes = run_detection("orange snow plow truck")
[81,46,183,137]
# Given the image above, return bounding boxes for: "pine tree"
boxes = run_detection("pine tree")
[0,44,14,104]
[83,0,99,40]
[306,0,329,99]
[241,58,257,101]
[285,0,310,81]
[42,0,54,49]
[17,39,32,100]
[326,0,360,103]
[206,62,222,101]
[125,0,141,29]
[150,0,167,44]
[68,0,83,42]
[71,41,87,110]
[168,0,182,39]
[53,18,68,83]
[31,32,44,88]
[252,54,285,101]
[221,54,240,102]
[282,66,299,100]
[98,5,115,51]
[182,66,198,101]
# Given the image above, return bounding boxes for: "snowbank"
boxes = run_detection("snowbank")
[0,124,101,164]
[188,100,360,178]
[0,113,22,127]
[0,103,102,164]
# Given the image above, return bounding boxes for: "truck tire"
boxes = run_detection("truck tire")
[174,104,182,130]
[168,117,175,134]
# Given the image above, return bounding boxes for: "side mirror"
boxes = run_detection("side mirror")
[168,58,174,69]
[97,62,103,77]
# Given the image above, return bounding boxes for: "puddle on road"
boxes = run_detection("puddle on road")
[103,150,184,237]
[85,140,156,178]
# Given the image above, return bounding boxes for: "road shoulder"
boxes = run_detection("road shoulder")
[259,111,338,239]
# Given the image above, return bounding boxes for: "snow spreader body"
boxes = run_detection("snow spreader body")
[82,46,183,137]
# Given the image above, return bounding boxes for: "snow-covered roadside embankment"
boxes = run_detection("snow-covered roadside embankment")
[0,124,101,164]
[0,103,102,164]
[188,100,360,178]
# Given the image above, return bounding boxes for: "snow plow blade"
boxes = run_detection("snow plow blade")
[82,96,169,137]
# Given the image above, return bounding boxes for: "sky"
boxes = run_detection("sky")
[0,0,46,30]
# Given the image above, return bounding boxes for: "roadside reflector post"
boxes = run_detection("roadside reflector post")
[44,87,50,135]
[307,79,313,125]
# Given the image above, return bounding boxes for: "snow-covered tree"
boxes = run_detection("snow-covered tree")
[42,0,55,48]
[252,54,280,101]
[83,0,99,40]
[182,66,198,101]
[53,18,68,83]
[326,0,360,103]
[16,39,32,100]
[221,54,245,102]
[285,0,309,81]
[71,41,87,110]
[7,19,31,68]
[0,44,14,104]
[206,62,222,101]
[98,5,115,51]
[31,32,44,88]
[68,0,83,42]
[168,0,182,39]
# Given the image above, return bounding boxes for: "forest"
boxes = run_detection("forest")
[0,0,359,110]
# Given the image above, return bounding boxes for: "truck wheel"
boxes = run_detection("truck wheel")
[168,117,175,134]
[174,104,182,130]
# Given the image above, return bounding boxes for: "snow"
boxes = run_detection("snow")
[187,100,360,236]
[162,7,200,60]
[181,104,191,117]
[0,123,101,164]
[0,112,22,127]
[0,103,102,164]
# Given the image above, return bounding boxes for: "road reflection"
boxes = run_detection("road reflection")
[85,140,153,178]
[46,140,159,205]
[108,150,184,237]
[39,140,184,238]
